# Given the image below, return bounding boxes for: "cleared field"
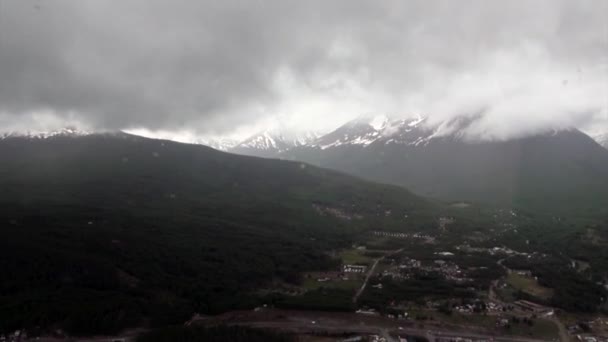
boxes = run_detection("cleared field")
[507,318,559,339]
[302,273,362,291]
[339,249,374,266]
[496,285,518,303]
[506,273,554,300]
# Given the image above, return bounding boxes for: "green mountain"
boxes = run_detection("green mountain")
[0,133,437,335]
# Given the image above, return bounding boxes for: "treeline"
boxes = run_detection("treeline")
[0,204,342,335]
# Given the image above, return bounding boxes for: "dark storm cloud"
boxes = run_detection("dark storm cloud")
[0,0,606,137]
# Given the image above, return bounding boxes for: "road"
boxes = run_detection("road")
[547,315,571,342]
[489,256,511,303]
[353,248,403,304]
[26,307,561,342]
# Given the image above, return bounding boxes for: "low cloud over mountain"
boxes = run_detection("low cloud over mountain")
[0,0,606,139]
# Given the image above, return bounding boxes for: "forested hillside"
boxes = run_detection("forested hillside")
[0,133,438,335]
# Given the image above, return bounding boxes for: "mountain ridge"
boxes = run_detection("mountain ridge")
[5,119,607,215]
[593,132,608,149]
[281,123,608,215]
[230,129,321,157]
[0,127,94,140]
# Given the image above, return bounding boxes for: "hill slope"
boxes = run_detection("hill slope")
[0,133,437,335]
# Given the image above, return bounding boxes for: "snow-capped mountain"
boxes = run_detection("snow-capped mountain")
[230,131,293,157]
[0,127,93,140]
[281,116,608,214]
[309,114,432,150]
[229,130,321,158]
[291,131,322,147]
[4,118,608,215]
[225,114,437,158]
[194,137,239,151]
[311,115,389,149]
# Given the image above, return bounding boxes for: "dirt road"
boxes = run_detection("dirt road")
[353,248,403,304]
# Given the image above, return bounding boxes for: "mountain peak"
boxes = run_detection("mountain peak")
[369,115,390,130]
[346,114,390,130]
[236,130,286,150]
[229,129,320,157]
[310,115,432,150]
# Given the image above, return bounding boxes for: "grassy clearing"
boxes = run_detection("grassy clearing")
[496,285,518,303]
[340,249,374,266]
[507,273,554,300]
[301,273,362,291]
[506,318,559,339]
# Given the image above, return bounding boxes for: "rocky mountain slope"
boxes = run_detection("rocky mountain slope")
[230,130,320,158]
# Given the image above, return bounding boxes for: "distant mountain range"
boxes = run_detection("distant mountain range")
[202,115,606,155]
[229,130,321,158]
[4,118,607,214]
[0,126,93,140]
[304,115,430,149]
[216,115,608,214]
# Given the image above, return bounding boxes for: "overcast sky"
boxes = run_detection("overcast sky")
[0,0,607,140]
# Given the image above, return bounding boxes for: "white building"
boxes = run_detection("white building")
[343,264,367,273]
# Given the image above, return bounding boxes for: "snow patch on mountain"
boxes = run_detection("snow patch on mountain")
[408,114,425,127]
[593,133,608,149]
[0,127,93,140]
[237,131,285,150]
[195,137,239,151]
[369,115,390,130]
[230,129,323,157]
[310,115,436,150]
[292,131,322,146]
